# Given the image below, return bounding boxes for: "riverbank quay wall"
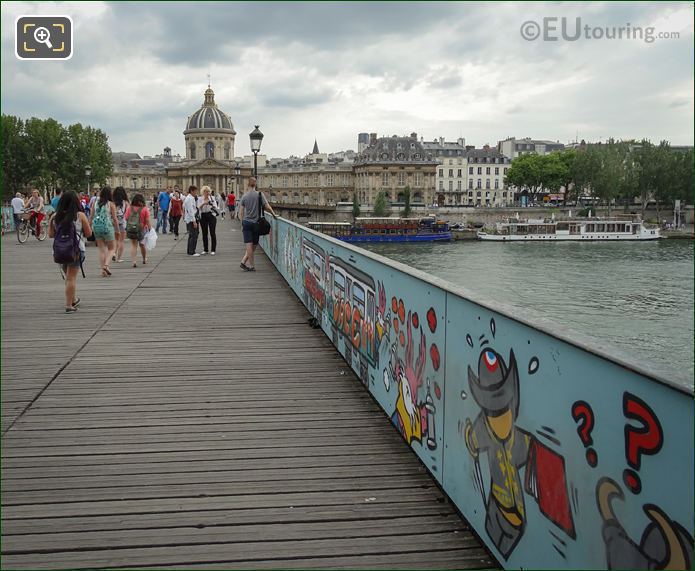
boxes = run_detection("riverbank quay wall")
[261,216,694,570]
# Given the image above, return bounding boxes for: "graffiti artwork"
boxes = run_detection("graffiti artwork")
[327,255,379,383]
[262,218,694,571]
[386,307,437,449]
[463,343,574,559]
[597,477,693,569]
[301,237,327,318]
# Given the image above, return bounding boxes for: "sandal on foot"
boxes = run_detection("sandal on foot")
[65,306,78,313]
[240,262,249,271]
[72,298,81,308]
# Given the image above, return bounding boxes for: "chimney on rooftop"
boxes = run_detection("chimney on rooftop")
[410,132,417,139]
[439,137,444,145]
[369,133,377,145]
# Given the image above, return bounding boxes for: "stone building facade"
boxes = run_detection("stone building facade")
[353,134,438,206]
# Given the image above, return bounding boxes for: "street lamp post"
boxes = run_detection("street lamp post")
[249,125,264,177]
[85,165,92,193]
[234,164,241,195]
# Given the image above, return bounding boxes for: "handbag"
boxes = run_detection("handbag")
[257,192,271,236]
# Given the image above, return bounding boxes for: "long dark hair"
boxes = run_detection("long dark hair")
[131,193,146,207]
[54,191,80,230]
[113,186,128,207]
[98,186,112,208]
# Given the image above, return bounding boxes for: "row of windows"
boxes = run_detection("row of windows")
[259,173,352,188]
[438,167,508,177]
[190,142,232,160]
[108,176,164,189]
[438,178,504,190]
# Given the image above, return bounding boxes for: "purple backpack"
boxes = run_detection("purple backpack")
[53,220,81,265]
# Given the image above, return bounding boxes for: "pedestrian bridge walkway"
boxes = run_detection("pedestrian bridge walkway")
[0,224,495,570]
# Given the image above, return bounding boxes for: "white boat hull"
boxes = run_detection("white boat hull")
[477,231,661,241]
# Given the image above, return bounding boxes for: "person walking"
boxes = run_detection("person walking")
[183,185,200,256]
[89,186,119,277]
[112,186,130,263]
[11,192,25,229]
[124,193,151,267]
[239,177,277,271]
[50,188,63,210]
[219,193,227,220]
[227,191,236,220]
[156,189,171,234]
[48,191,92,313]
[198,185,219,255]
[168,190,183,240]
[214,190,224,220]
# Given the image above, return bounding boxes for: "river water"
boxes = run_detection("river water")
[361,240,694,385]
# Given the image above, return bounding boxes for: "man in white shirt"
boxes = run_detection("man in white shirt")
[11,192,25,228]
[183,185,200,256]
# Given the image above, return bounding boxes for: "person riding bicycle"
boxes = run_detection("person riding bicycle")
[27,189,45,236]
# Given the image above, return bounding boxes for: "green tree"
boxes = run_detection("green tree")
[402,186,412,217]
[352,191,361,220]
[556,149,578,204]
[1,115,113,200]
[373,191,389,217]
[1,115,31,199]
[505,153,544,201]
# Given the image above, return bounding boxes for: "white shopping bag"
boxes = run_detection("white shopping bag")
[141,228,158,251]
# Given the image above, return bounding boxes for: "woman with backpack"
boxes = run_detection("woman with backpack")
[112,186,130,263]
[124,193,151,267]
[48,191,92,313]
[89,186,119,277]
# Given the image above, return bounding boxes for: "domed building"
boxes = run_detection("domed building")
[166,86,252,195]
[184,86,236,161]
[353,134,438,206]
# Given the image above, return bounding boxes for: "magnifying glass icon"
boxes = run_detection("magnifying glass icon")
[33,27,53,49]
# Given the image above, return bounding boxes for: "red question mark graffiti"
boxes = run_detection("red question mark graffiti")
[571,400,598,467]
[623,392,663,494]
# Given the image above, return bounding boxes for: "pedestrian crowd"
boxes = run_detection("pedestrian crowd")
[39,182,276,312]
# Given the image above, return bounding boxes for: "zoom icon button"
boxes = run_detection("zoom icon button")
[16,16,72,60]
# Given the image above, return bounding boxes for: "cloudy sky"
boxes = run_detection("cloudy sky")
[2,1,693,158]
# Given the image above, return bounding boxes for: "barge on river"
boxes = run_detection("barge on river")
[307,216,452,242]
[477,218,661,241]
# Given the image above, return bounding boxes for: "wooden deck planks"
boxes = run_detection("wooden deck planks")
[1,223,496,569]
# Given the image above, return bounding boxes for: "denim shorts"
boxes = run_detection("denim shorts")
[242,220,260,245]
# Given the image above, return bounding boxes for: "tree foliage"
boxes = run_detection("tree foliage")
[1,114,112,200]
[505,141,692,217]
[402,186,412,218]
[373,191,389,217]
[352,191,361,220]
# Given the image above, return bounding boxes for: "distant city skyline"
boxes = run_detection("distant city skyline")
[2,1,693,158]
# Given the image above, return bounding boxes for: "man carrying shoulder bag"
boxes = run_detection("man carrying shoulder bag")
[238,177,277,272]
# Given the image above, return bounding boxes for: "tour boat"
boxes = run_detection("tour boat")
[308,216,452,242]
[477,218,661,241]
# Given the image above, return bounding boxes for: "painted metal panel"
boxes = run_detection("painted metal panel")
[262,217,694,570]
[263,217,447,478]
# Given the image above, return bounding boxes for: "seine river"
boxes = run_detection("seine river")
[361,239,694,384]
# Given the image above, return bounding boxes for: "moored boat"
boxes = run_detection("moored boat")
[477,217,661,241]
[308,216,452,242]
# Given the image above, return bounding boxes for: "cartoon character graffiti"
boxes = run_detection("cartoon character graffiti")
[597,477,693,570]
[464,346,575,559]
[464,348,532,557]
[389,309,436,449]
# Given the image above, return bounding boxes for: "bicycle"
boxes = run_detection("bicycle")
[17,210,47,244]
